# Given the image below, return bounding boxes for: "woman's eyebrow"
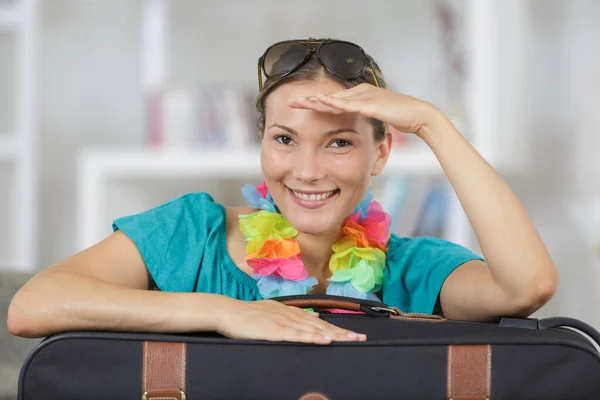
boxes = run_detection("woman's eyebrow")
[268,123,298,136]
[323,128,359,136]
[268,124,358,137]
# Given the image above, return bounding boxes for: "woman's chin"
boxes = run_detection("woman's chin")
[283,214,335,236]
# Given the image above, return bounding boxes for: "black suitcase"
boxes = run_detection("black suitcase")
[18,294,600,399]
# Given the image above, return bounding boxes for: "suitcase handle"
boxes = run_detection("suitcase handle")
[275,294,391,317]
[273,294,444,321]
[500,316,600,350]
[538,317,600,349]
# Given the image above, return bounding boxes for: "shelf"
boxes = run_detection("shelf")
[79,146,445,181]
[76,145,447,250]
[0,4,19,30]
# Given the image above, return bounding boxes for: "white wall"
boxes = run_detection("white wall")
[510,0,600,327]
[38,0,144,266]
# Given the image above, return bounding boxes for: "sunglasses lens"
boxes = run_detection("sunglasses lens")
[319,43,365,79]
[263,42,308,78]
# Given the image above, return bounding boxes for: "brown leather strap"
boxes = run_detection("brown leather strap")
[281,298,362,312]
[390,310,446,322]
[447,344,491,400]
[143,341,187,400]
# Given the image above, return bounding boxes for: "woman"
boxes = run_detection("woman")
[7,39,558,345]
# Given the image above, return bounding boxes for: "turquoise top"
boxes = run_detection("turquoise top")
[112,192,485,315]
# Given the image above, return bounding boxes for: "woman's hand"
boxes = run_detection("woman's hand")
[288,83,439,140]
[215,298,367,345]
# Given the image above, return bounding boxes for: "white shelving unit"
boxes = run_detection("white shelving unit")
[0,137,18,160]
[76,0,529,253]
[0,0,38,272]
[0,4,20,30]
[76,145,448,250]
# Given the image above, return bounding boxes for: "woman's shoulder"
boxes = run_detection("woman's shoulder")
[224,206,257,237]
[153,191,228,217]
[113,191,227,235]
[134,191,258,231]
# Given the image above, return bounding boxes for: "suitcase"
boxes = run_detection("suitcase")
[18,294,600,400]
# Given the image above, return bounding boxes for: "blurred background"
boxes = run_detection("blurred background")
[1,0,600,397]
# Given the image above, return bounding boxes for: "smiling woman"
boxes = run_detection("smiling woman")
[260,78,387,238]
[7,38,558,345]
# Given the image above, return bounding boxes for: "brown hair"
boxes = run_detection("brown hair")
[255,39,388,142]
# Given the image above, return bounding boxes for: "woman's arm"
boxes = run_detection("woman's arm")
[291,84,559,321]
[7,231,364,343]
[7,231,223,337]
[421,111,558,321]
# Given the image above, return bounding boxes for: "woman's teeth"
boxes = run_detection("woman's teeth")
[292,190,336,201]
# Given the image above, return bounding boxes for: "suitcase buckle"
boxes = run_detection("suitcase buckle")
[369,306,401,316]
[142,391,187,400]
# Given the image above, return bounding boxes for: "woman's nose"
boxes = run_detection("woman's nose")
[292,150,325,184]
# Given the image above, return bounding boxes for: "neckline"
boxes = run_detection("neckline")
[215,200,395,298]
[216,203,260,292]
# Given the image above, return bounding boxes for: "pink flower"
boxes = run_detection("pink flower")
[347,201,391,245]
[256,182,268,199]
[246,255,308,281]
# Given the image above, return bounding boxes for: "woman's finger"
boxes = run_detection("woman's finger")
[278,327,333,345]
[288,308,367,340]
[316,94,366,114]
[288,96,345,114]
[293,312,364,339]
[283,317,366,342]
[326,83,373,98]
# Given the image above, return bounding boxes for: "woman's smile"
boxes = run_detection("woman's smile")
[287,186,341,209]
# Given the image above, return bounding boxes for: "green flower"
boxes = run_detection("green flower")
[239,210,298,254]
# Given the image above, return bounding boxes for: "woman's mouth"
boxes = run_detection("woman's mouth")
[287,187,340,209]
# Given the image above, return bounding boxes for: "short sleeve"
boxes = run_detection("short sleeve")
[112,192,223,292]
[382,235,486,315]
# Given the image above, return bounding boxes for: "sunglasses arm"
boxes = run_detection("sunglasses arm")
[369,66,381,88]
[257,64,264,92]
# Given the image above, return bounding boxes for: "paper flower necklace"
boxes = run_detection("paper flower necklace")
[239,182,392,301]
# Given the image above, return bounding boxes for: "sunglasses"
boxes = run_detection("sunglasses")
[257,39,381,91]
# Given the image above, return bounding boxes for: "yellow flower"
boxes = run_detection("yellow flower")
[329,236,386,273]
[239,211,298,254]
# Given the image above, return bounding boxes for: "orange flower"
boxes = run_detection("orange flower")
[245,238,300,261]
[343,220,388,252]
[343,221,370,247]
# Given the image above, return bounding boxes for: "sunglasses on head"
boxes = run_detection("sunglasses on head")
[257,39,381,91]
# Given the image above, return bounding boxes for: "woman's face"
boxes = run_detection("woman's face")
[261,78,391,236]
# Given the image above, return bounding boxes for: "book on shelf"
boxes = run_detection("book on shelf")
[379,177,450,240]
[145,84,420,153]
[146,85,261,150]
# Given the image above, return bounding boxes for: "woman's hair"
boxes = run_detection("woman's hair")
[255,38,388,142]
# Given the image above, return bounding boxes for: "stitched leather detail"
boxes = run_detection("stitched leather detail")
[143,341,187,400]
[447,344,491,400]
[298,392,330,400]
[390,314,446,322]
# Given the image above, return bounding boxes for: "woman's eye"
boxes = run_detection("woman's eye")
[330,139,351,148]
[275,135,295,145]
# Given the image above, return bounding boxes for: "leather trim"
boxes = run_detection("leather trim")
[143,341,187,400]
[298,393,330,400]
[447,344,491,400]
[281,299,361,311]
[390,311,446,322]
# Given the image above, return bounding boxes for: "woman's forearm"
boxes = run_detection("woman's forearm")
[420,109,558,299]
[7,269,233,338]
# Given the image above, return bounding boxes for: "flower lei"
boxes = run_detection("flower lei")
[239,182,391,301]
